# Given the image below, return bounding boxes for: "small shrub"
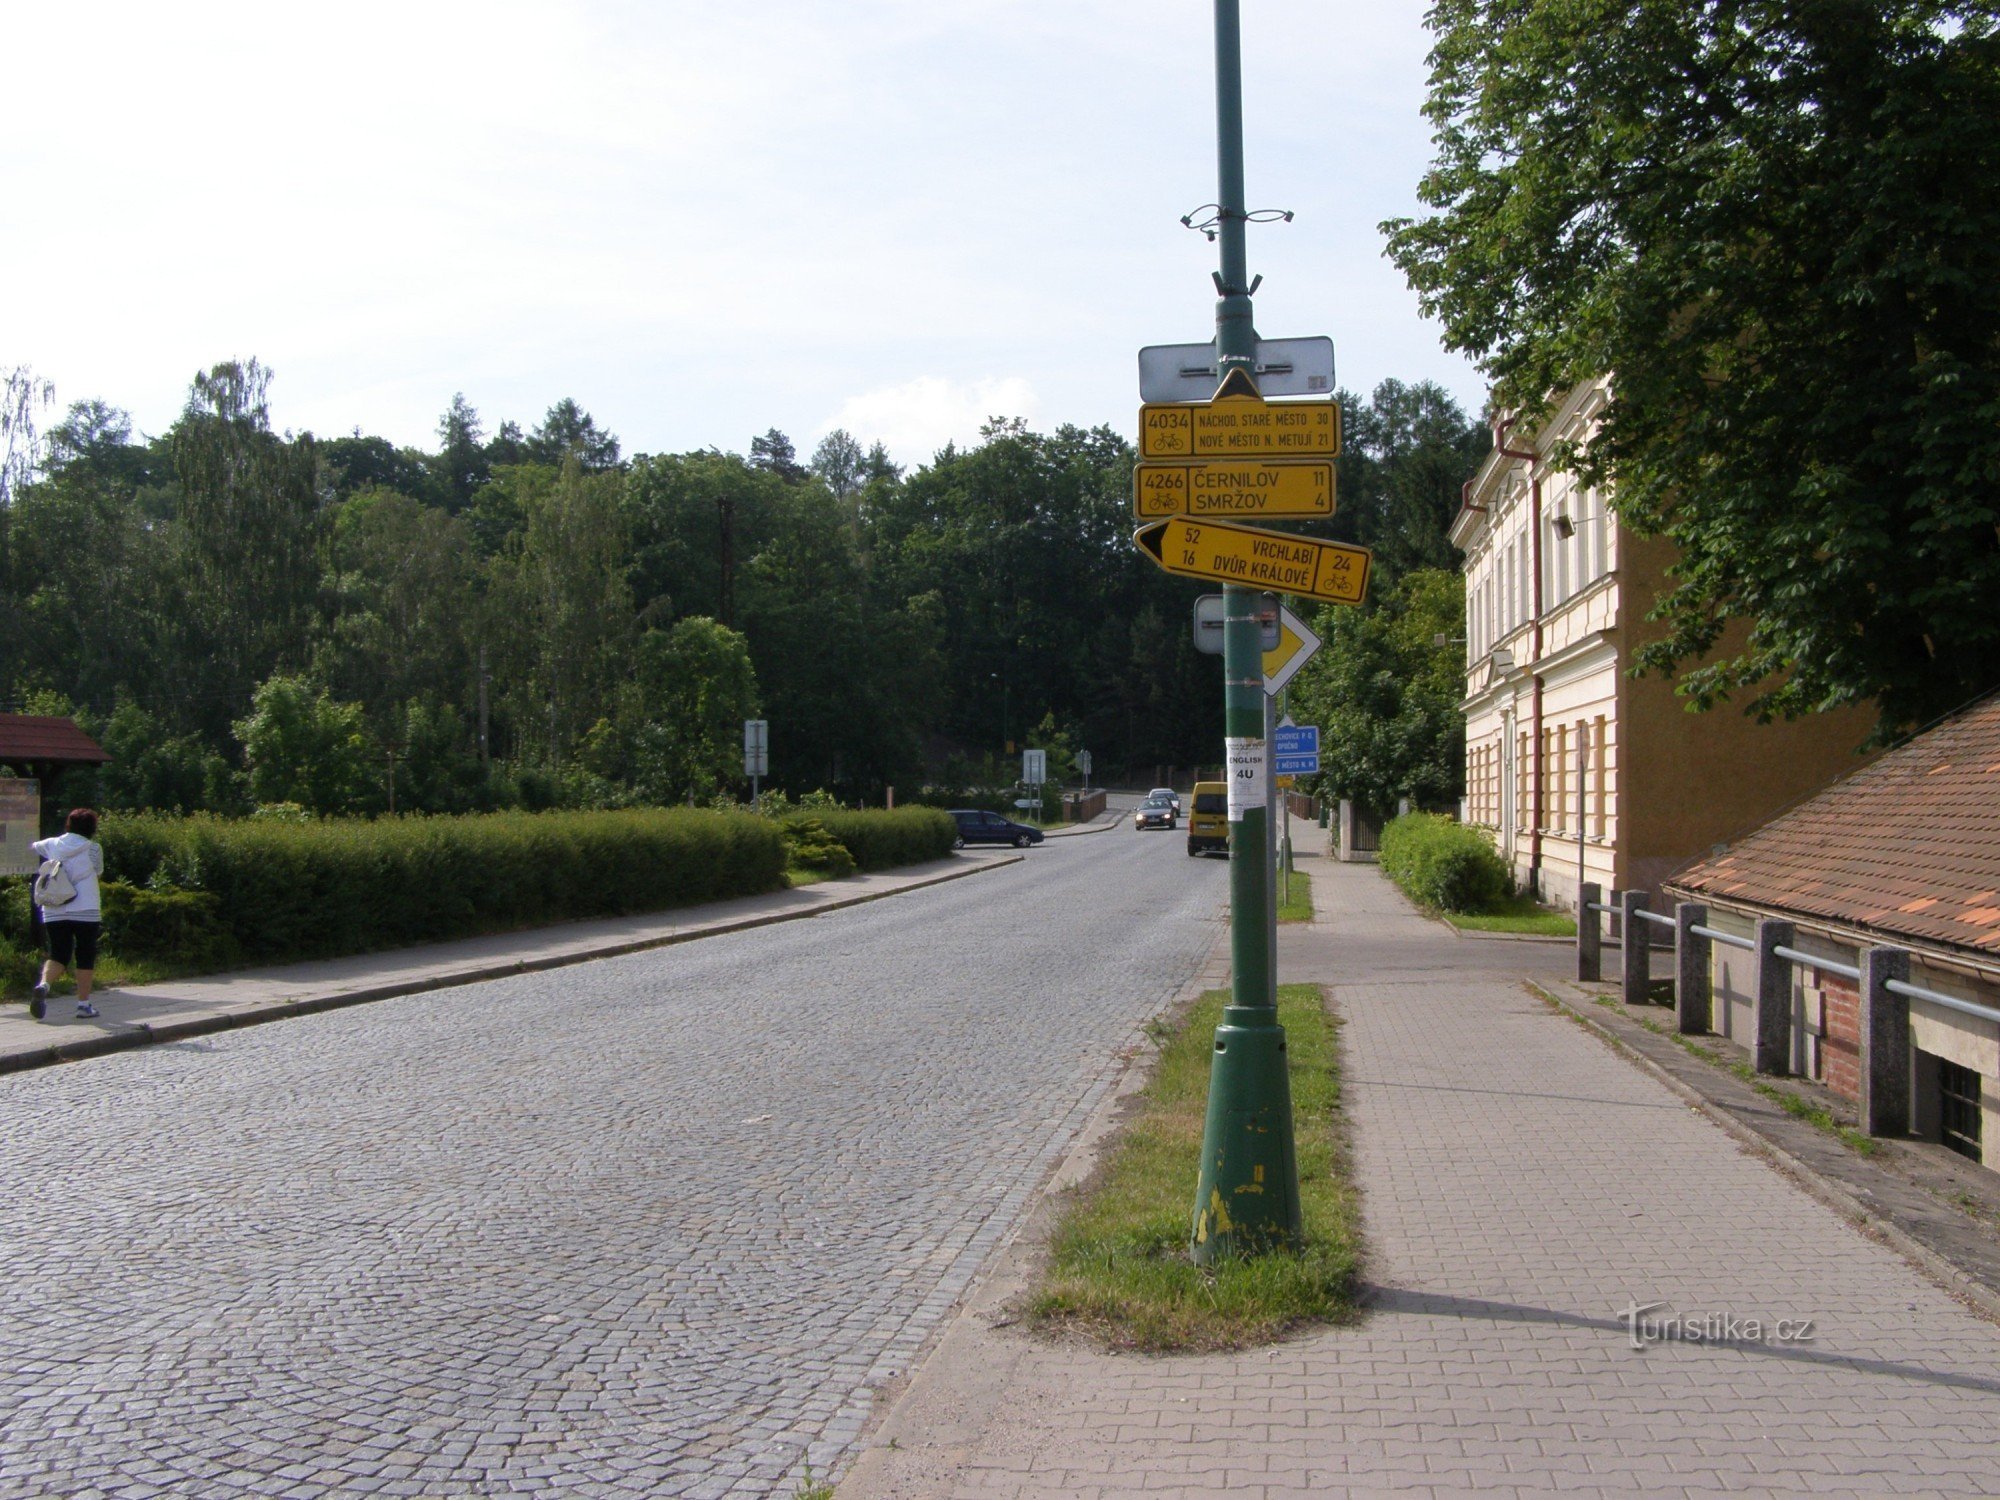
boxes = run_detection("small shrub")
[1377,812,1510,913]
[780,816,856,878]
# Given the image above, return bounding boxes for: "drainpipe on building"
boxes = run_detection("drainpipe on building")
[1493,415,1544,897]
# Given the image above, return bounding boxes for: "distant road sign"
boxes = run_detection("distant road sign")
[1138,336,1335,403]
[1272,722,1320,776]
[743,718,769,778]
[1192,592,1279,655]
[1022,748,1047,786]
[1135,517,1372,607]
[1139,367,1340,461]
[1134,458,1335,519]
[1264,607,1323,696]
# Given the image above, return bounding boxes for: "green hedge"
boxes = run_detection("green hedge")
[1377,813,1511,914]
[92,808,788,964]
[801,808,957,871]
[1,877,237,976]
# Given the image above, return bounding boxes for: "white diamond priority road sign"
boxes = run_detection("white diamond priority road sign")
[1262,606,1321,696]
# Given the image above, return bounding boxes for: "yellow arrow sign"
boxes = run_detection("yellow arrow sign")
[1133,517,1372,607]
[1133,458,1335,519]
[1139,366,1341,461]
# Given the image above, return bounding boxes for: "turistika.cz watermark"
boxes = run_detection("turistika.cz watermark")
[1618,1300,1816,1350]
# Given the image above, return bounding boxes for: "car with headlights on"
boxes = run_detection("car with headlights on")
[1147,786,1182,816]
[1133,795,1178,831]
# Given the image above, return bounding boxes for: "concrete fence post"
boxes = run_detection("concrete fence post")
[1577,881,1602,982]
[1859,945,1912,1137]
[1675,902,1711,1035]
[1620,889,1650,1005]
[1752,917,1796,1075]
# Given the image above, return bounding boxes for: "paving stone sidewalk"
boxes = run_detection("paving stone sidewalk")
[842,838,2000,1498]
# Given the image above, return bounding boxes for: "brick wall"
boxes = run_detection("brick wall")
[1817,970,1861,1103]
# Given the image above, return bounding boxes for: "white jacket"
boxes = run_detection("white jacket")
[32,832,104,922]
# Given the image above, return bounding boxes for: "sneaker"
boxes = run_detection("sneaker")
[75,1002,99,1020]
[29,983,50,1022]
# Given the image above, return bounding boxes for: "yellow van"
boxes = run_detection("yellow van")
[1186,780,1229,857]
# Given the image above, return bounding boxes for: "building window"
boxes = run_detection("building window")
[1940,1059,1983,1162]
[1592,714,1608,838]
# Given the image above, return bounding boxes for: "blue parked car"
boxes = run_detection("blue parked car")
[949,809,1045,849]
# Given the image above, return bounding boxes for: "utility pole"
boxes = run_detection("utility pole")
[1190,0,1303,1262]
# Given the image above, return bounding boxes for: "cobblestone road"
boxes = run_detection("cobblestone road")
[0,829,1222,1499]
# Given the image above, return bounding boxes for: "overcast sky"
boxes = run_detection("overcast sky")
[5,1,1485,470]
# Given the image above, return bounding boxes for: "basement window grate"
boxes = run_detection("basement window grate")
[1939,1059,1984,1163]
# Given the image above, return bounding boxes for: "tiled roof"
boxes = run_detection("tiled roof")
[0,715,110,764]
[1669,691,2000,957]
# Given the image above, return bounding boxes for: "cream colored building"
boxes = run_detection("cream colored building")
[1452,379,1870,909]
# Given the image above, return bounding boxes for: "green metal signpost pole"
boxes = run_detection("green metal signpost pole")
[1191,0,1303,1262]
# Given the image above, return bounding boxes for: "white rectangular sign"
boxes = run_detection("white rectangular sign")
[743,719,768,778]
[1137,336,1336,403]
[0,779,38,877]
[1225,737,1267,822]
[1022,748,1048,786]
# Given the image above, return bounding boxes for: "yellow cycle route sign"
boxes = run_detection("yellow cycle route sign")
[1138,366,1341,461]
[1133,458,1335,519]
[1133,516,1372,607]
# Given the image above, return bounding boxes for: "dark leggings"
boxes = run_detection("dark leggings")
[46,921,100,970]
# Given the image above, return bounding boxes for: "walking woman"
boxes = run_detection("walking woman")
[30,807,105,1021]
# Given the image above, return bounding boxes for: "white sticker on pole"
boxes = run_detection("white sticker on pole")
[1226,736,1267,822]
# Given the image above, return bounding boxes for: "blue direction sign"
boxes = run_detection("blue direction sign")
[1272,723,1320,776]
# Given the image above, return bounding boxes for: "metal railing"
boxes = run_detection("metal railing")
[1576,880,2000,1143]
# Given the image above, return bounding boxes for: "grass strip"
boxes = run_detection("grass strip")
[1277,868,1313,924]
[1565,985,1878,1156]
[1445,893,1576,936]
[1027,982,1358,1352]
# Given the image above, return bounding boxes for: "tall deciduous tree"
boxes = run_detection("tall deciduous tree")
[1385,0,2000,736]
[497,458,633,764]
[235,673,375,814]
[1289,569,1467,812]
[628,616,761,803]
[167,359,325,741]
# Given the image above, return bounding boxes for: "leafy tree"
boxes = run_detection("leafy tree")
[862,441,902,487]
[235,674,375,814]
[1334,380,1488,589]
[2,453,177,714]
[748,428,807,483]
[436,392,489,511]
[319,432,432,501]
[809,429,868,497]
[1,364,54,507]
[90,700,236,814]
[493,458,632,764]
[316,489,481,733]
[624,450,790,627]
[529,398,620,471]
[1289,570,1466,812]
[627,616,761,803]
[392,697,486,813]
[485,418,528,468]
[167,359,325,741]
[1384,0,2000,736]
